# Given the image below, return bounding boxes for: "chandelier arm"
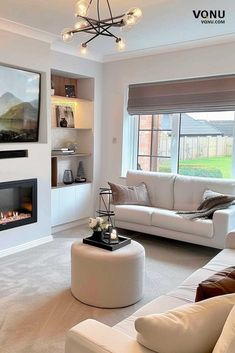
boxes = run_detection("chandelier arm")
[97,0,101,27]
[100,28,119,40]
[72,28,99,34]
[97,19,124,26]
[83,33,100,46]
[106,0,114,23]
[78,13,125,24]
[84,17,100,34]
[99,32,117,38]
[98,24,113,37]
[87,0,93,12]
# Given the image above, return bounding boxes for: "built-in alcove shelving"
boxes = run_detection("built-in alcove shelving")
[51,70,94,227]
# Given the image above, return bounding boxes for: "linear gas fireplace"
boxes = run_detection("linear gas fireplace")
[0,178,37,231]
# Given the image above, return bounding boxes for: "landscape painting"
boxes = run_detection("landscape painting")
[0,65,40,142]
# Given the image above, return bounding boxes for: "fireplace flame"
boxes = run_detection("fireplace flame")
[0,211,31,225]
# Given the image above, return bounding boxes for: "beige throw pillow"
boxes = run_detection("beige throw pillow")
[213,305,235,353]
[135,294,235,353]
[108,182,151,206]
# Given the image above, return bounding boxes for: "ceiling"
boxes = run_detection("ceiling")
[0,0,235,62]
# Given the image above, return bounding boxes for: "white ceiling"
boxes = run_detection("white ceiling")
[0,0,235,62]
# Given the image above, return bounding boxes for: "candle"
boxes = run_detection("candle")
[110,229,117,240]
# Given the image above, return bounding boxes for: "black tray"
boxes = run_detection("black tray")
[83,235,131,251]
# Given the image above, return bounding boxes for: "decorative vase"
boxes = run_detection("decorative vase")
[60,117,68,127]
[91,230,103,242]
[63,170,74,185]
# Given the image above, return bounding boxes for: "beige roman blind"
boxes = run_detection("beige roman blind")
[127,76,235,115]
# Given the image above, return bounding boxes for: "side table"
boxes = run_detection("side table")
[71,240,145,308]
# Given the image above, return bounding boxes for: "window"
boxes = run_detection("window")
[137,114,172,173]
[134,111,235,178]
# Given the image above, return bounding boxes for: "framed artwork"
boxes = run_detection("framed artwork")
[55,105,75,128]
[0,64,41,142]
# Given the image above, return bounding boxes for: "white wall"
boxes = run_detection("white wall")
[0,30,51,251]
[101,41,235,185]
[0,32,103,252]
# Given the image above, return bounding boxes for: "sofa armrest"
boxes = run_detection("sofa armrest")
[225,230,235,249]
[212,206,235,247]
[65,319,152,353]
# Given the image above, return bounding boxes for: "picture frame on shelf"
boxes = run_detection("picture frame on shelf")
[55,105,75,128]
[65,85,76,98]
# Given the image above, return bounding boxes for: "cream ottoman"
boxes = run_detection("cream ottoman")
[71,240,145,308]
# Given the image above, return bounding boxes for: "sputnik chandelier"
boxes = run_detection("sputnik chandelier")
[62,0,142,53]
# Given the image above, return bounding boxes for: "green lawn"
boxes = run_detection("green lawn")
[179,156,232,178]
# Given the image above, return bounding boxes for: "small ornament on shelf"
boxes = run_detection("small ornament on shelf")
[67,142,78,152]
[51,80,55,96]
[65,84,76,98]
[63,170,74,185]
[75,161,86,183]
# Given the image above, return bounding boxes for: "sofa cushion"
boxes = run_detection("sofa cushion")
[126,171,176,210]
[195,267,235,302]
[151,208,213,238]
[169,268,217,302]
[135,294,235,353]
[108,182,151,206]
[115,205,155,226]
[174,175,235,211]
[204,249,235,272]
[213,305,235,353]
[114,295,189,338]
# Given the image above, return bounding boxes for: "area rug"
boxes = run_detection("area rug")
[0,226,219,353]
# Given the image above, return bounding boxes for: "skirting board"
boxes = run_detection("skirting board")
[0,235,53,258]
[52,218,88,234]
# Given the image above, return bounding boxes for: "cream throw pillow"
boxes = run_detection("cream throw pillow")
[135,294,235,353]
[213,305,235,353]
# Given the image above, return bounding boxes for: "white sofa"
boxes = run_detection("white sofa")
[65,232,235,353]
[115,171,235,249]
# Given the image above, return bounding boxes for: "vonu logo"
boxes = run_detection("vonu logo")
[193,10,225,19]
[193,10,225,24]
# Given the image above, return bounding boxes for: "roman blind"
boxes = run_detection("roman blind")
[127,76,235,115]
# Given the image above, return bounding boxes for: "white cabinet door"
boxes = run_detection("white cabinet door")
[51,188,60,226]
[75,183,92,219]
[59,187,77,224]
[51,183,92,227]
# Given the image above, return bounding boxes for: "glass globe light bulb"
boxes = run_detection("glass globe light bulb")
[131,8,143,19]
[80,43,88,55]
[74,19,88,30]
[123,7,143,27]
[61,28,74,43]
[75,0,90,17]
[116,38,125,51]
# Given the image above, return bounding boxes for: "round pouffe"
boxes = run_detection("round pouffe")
[71,240,145,308]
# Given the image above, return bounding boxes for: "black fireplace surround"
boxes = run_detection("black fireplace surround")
[0,178,37,231]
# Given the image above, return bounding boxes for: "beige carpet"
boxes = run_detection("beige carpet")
[0,226,219,353]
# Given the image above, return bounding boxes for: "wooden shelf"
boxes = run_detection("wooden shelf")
[51,95,91,102]
[51,153,91,158]
[52,181,92,190]
[52,127,92,130]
